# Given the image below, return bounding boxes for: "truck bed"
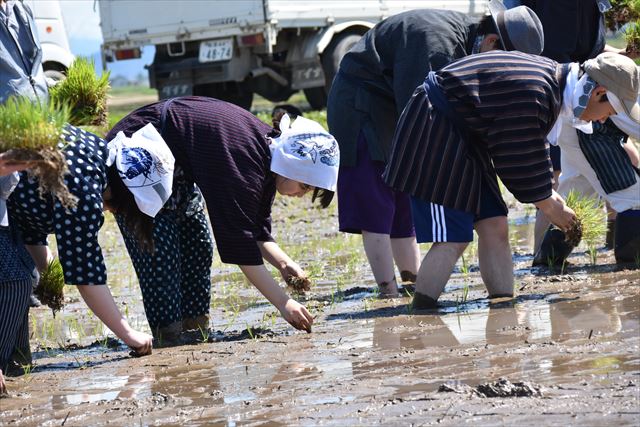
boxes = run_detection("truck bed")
[99,0,488,48]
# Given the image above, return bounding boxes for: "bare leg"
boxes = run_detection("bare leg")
[415,242,468,300]
[390,236,420,282]
[475,216,514,297]
[362,231,398,296]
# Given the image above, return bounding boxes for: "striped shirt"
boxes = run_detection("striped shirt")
[107,97,276,266]
[384,51,569,214]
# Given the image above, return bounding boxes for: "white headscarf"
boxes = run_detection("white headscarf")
[547,63,595,145]
[106,123,175,217]
[269,114,340,192]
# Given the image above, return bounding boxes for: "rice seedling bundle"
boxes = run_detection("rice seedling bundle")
[35,258,65,315]
[564,190,607,248]
[0,97,76,208]
[49,57,110,127]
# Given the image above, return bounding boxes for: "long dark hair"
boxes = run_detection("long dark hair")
[312,188,334,209]
[106,165,155,252]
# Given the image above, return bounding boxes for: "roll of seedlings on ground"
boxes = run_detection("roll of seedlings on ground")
[35,258,65,315]
[564,190,607,247]
[0,97,76,209]
[286,276,311,293]
[49,57,110,127]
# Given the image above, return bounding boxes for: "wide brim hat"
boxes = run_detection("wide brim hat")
[584,52,640,125]
[488,0,544,55]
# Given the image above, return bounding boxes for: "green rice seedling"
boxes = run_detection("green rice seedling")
[35,258,65,315]
[49,57,110,126]
[565,190,607,264]
[625,21,640,54]
[246,324,256,341]
[0,96,76,209]
[460,255,470,277]
[462,283,469,304]
[198,325,210,342]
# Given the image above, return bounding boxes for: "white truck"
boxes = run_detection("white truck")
[27,0,75,82]
[98,0,488,109]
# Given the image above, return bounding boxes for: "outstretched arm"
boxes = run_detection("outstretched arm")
[26,244,152,355]
[239,264,313,332]
[257,240,307,281]
[77,285,153,355]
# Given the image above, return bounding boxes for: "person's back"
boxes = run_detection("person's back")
[339,9,478,111]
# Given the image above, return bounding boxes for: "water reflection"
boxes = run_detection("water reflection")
[367,295,633,350]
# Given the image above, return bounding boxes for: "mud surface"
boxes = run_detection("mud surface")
[1,197,638,426]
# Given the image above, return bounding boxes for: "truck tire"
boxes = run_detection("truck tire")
[303,87,328,111]
[193,81,254,110]
[321,32,362,95]
[44,69,66,84]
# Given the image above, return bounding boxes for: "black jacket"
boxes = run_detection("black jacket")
[327,9,478,166]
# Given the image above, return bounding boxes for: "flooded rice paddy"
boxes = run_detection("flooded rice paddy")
[1,196,638,426]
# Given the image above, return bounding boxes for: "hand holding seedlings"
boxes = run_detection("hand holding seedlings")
[35,258,65,315]
[281,261,312,293]
[535,190,577,232]
[0,97,76,209]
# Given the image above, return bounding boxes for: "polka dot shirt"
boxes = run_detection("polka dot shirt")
[8,125,109,285]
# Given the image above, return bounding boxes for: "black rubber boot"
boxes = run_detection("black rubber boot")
[533,226,575,268]
[605,219,616,250]
[152,321,184,348]
[614,213,640,266]
[411,292,438,310]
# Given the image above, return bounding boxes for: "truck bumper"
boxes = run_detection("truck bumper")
[149,50,252,98]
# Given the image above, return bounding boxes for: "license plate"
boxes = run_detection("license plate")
[199,38,233,63]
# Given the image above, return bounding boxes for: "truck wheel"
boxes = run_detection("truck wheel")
[303,87,327,111]
[321,32,362,94]
[193,81,254,110]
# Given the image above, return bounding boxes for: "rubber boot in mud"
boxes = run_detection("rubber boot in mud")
[182,314,210,332]
[152,321,184,348]
[605,219,616,250]
[411,292,438,310]
[614,211,640,266]
[5,344,32,377]
[533,226,575,268]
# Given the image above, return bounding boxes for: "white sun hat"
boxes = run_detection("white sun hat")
[269,114,340,192]
[106,123,175,217]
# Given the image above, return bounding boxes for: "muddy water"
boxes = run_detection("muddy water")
[1,201,639,425]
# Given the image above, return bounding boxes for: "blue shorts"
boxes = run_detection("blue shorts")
[411,189,506,243]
